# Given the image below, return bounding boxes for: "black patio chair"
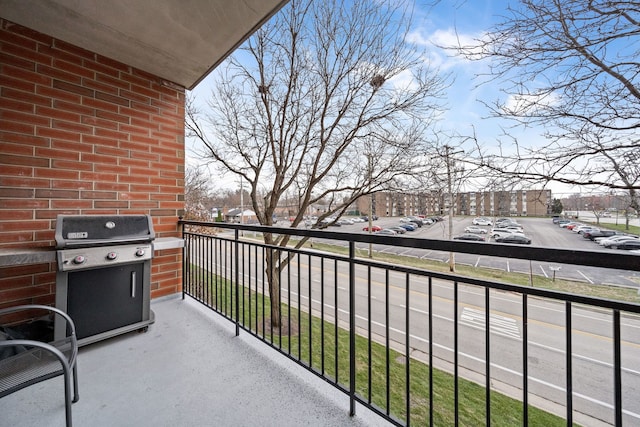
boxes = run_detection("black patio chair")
[0,304,79,427]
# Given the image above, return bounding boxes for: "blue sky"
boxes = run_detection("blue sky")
[189,0,574,195]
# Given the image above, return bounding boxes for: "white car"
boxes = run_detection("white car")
[472,217,492,226]
[598,235,638,247]
[491,228,525,239]
[573,225,597,234]
[464,226,488,234]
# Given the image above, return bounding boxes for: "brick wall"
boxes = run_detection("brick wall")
[0,19,185,307]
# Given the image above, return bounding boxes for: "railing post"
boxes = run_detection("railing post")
[349,241,356,417]
[181,220,186,300]
[234,228,240,337]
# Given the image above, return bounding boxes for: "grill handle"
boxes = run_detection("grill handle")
[131,271,136,298]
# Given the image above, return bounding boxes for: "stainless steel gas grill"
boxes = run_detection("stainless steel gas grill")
[54,214,155,346]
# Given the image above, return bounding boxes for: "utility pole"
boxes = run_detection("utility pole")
[444,145,455,272]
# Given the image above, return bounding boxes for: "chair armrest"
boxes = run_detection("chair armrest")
[0,304,76,338]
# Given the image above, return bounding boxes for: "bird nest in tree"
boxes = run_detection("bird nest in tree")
[370,74,385,89]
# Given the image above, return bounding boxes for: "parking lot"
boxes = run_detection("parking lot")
[315,216,640,288]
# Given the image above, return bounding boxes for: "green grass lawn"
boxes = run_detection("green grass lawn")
[185,266,575,426]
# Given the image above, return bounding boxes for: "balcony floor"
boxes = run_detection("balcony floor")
[1,295,390,427]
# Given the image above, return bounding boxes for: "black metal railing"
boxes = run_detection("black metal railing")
[179,220,640,427]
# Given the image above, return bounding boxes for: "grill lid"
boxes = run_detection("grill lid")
[55,214,155,249]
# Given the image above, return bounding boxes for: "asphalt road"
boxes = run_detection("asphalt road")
[316,216,640,289]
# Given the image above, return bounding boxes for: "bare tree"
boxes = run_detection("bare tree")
[452,0,640,216]
[186,0,448,327]
[184,166,213,221]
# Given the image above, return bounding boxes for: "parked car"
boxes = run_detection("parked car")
[495,234,532,244]
[565,223,584,231]
[388,226,407,234]
[398,223,416,231]
[572,225,597,234]
[599,234,637,246]
[453,233,485,242]
[464,226,488,234]
[602,236,639,249]
[337,218,354,225]
[584,230,618,240]
[559,221,579,228]
[490,228,525,239]
[363,225,382,232]
[613,240,640,250]
[472,217,492,226]
[377,229,397,236]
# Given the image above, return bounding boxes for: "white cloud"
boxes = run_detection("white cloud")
[502,92,561,116]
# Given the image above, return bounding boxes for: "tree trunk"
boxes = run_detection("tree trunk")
[265,247,281,328]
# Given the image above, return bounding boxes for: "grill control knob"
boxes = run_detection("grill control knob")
[135,248,145,257]
[106,252,118,261]
[73,255,86,265]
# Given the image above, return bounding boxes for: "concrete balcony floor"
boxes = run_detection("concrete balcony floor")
[1,295,390,427]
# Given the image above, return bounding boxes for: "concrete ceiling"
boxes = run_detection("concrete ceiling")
[0,0,288,90]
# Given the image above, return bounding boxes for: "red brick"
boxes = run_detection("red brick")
[94,127,129,141]
[0,210,33,220]
[80,191,117,199]
[130,201,159,209]
[94,200,129,208]
[51,179,92,190]
[0,142,35,156]
[36,126,82,142]
[34,189,79,199]
[95,90,129,107]
[0,74,36,93]
[37,85,82,104]
[0,187,35,198]
[93,163,129,174]
[81,133,120,147]
[52,58,95,79]
[51,199,93,209]
[0,199,48,209]
[51,179,93,190]
[35,167,79,180]
[51,159,93,171]
[2,86,51,107]
[0,176,49,188]
[95,72,133,90]
[50,38,95,61]
[35,147,79,161]
[0,131,48,146]
[50,139,94,153]
[1,109,50,126]
[95,108,129,123]
[0,230,35,245]
[96,55,130,73]
[52,79,93,97]
[1,154,49,168]
[1,43,48,69]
